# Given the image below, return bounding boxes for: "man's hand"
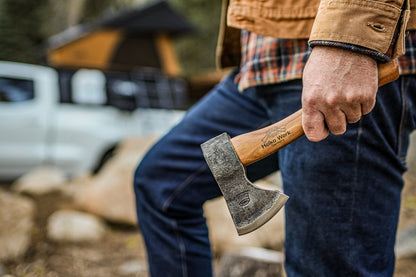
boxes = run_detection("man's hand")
[302,46,378,142]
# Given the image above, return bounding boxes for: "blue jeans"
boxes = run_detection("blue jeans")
[134,71,416,276]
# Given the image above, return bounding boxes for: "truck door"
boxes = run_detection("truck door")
[0,62,57,179]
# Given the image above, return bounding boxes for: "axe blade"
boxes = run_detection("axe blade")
[201,133,289,235]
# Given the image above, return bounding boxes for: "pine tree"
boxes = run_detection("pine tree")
[0,0,137,64]
[170,0,222,73]
[0,0,50,63]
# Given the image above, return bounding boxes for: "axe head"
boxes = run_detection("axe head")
[201,133,289,235]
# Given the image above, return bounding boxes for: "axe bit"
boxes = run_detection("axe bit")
[201,109,304,235]
[200,60,400,235]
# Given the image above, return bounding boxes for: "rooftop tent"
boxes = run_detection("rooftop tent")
[46,0,194,76]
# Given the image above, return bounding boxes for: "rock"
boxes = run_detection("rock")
[58,173,94,199]
[399,132,416,232]
[397,132,416,259]
[405,132,416,172]
[204,187,285,255]
[118,260,148,276]
[0,188,35,261]
[11,166,67,196]
[0,263,6,276]
[396,224,416,258]
[47,210,107,243]
[73,137,157,225]
[216,247,284,277]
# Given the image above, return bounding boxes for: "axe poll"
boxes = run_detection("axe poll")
[201,60,399,235]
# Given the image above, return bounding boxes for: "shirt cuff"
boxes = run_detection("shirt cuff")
[309,41,391,63]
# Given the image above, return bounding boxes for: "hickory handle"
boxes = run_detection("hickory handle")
[231,109,304,166]
[230,58,399,166]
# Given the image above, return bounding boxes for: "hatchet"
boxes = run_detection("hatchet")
[200,60,399,236]
[201,110,301,235]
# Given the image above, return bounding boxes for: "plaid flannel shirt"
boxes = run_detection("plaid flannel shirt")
[237,30,416,92]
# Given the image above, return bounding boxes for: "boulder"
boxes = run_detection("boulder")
[47,210,107,243]
[0,188,35,261]
[396,224,416,258]
[0,262,6,276]
[73,137,157,225]
[11,166,67,196]
[216,247,284,277]
[399,132,416,233]
[118,260,148,276]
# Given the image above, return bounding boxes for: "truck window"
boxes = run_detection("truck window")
[72,69,107,105]
[0,77,35,102]
[106,70,189,111]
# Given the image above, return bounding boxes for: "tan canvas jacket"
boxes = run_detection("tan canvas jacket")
[217,0,416,70]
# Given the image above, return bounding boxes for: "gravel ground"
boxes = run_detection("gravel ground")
[1,178,415,277]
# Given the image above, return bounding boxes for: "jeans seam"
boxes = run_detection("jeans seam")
[397,77,408,164]
[171,220,188,277]
[162,164,208,212]
[348,120,363,269]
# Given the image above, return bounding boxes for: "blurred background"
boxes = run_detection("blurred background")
[0,0,415,276]
[0,0,221,73]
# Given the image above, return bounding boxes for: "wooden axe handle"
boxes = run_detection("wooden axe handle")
[231,59,399,166]
[231,109,304,165]
[378,59,399,87]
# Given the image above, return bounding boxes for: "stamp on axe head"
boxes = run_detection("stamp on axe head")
[201,109,304,235]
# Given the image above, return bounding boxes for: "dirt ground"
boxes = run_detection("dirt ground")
[2,176,416,277]
[2,191,148,277]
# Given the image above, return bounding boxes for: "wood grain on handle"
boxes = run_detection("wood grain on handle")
[231,109,304,166]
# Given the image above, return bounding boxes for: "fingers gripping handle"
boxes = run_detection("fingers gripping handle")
[230,58,399,166]
[231,109,304,166]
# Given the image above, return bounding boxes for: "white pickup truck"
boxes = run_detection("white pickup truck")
[0,61,186,180]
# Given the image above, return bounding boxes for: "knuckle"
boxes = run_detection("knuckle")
[325,95,339,108]
[302,94,319,108]
[344,93,359,105]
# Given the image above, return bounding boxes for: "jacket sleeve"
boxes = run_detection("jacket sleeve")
[308,0,410,58]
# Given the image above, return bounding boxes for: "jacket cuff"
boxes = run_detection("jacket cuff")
[309,0,410,59]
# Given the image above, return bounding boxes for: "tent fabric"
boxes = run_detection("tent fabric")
[46,0,193,74]
[98,1,194,35]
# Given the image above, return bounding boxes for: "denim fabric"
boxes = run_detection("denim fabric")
[134,72,279,277]
[134,72,416,277]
